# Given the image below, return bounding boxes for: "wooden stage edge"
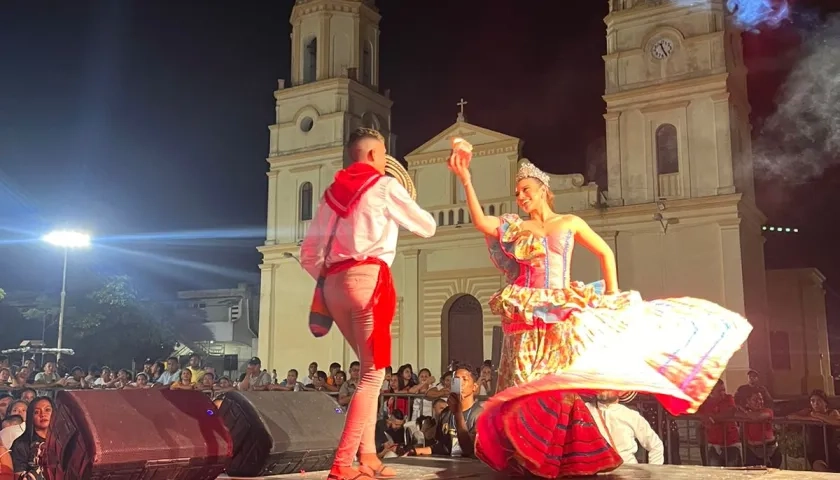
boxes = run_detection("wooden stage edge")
[221,457,838,479]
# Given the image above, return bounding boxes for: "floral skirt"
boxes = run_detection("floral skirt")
[474,280,752,477]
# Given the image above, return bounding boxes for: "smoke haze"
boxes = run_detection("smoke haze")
[754,13,840,183]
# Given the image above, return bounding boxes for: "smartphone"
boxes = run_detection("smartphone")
[451,377,461,395]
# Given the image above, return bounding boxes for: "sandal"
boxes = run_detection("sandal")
[328,472,374,480]
[359,463,397,478]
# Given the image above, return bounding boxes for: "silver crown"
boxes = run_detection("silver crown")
[515,160,551,187]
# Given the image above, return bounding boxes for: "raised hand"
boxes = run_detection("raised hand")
[448,151,472,184]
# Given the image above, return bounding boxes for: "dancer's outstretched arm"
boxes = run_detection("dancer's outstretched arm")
[385,178,437,238]
[449,152,501,237]
[570,215,618,294]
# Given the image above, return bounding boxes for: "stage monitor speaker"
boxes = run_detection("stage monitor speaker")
[219,391,345,477]
[44,389,232,480]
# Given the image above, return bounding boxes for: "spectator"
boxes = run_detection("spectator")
[737,390,780,467]
[10,368,29,389]
[1,415,24,448]
[155,357,181,387]
[374,411,407,459]
[113,369,132,389]
[412,365,483,458]
[17,390,35,404]
[302,362,318,386]
[734,370,773,407]
[150,362,165,383]
[94,367,114,388]
[186,354,204,384]
[5,402,26,421]
[33,362,60,385]
[199,372,216,392]
[11,396,53,479]
[171,370,195,390]
[477,364,494,396]
[272,370,303,392]
[338,362,361,408]
[127,373,151,389]
[142,359,155,379]
[327,362,341,387]
[0,394,12,419]
[586,391,664,465]
[788,389,840,472]
[60,367,89,389]
[380,366,393,393]
[238,358,272,391]
[698,380,742,467]
[305,371,330,392]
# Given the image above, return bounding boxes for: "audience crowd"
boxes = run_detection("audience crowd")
[2,353,839,476]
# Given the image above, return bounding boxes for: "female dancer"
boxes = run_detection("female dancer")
[448,147,752,477]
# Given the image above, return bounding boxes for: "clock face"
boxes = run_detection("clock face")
[651,38,674,59]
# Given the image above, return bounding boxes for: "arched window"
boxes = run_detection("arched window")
[655,124,679,174]
[299,182,313,221]
[361,111,378,130]
[362,41,372,85]
[303,37,317,84]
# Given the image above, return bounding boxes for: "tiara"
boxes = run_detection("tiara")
[515,160,550,187]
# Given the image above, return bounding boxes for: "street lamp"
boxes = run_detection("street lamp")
[43,230,91,360]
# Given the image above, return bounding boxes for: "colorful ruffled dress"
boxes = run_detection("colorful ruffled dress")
[474,214,753,478]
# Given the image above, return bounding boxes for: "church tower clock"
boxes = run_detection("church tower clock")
[603,0,755,206]
[602,0,771,385]
[257,0,392,372]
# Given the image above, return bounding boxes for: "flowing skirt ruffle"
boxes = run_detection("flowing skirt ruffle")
[491,280,752,416]
[475,391,623,478]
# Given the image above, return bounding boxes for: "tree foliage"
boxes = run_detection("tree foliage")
[66,275,177,368]
[0,276,180,369]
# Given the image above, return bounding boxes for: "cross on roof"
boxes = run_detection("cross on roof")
[456,98,467,122]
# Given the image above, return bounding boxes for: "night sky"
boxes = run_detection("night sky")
[0,0,837,315]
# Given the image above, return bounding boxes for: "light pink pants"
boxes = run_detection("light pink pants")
[324,264,387,467]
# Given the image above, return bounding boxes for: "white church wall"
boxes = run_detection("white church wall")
[329,15,354,78]
[414,164,452,207]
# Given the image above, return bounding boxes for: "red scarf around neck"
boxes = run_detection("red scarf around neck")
[325,163,383,218]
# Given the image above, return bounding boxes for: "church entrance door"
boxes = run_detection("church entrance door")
[442,294,484,373]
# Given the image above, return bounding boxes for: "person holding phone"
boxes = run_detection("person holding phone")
[448,142,752,477]
[409,366,483,458]
[301,127,436,480]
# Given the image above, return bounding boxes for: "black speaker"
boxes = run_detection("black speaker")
[219,391,345,477]
[45,389,231,480]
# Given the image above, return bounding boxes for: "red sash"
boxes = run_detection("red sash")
[327,257,395,370]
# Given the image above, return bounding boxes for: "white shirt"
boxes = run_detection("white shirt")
[301,176,436,279]
[587,402,664,465]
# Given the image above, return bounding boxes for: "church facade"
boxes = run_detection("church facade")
[257,0,830,394]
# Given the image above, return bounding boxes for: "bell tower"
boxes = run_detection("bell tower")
[265,0,393,246]
[257,0,393,373]
[291,0,382,88]
[602,0,755,206]
[602,0,772,386]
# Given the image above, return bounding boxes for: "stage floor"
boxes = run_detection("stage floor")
[222,458,838,479]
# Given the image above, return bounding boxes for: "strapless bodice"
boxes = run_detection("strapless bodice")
[505,228,575,290]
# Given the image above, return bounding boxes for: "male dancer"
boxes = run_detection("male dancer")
[301,127,436,480]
